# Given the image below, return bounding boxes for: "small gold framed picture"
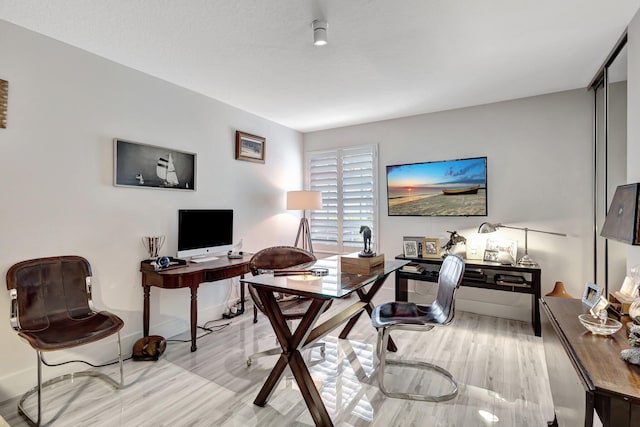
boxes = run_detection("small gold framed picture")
[235,131,265,163]
[422,238,441,258]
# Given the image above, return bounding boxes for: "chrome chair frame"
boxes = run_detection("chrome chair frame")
[373,254,465,402]
[376,318,458,401]
[17,345,124,427]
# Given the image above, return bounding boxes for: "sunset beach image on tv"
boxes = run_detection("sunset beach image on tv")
[386,157,487,216]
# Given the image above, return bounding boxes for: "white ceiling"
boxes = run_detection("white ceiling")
[1,1,639,132]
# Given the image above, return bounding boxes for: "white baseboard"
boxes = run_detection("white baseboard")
[408,285,533,323]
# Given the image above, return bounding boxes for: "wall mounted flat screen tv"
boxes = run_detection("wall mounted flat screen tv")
[386,157,487,216]
[177,209,233,258]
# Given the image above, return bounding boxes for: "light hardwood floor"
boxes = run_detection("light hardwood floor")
[0,288,554,426]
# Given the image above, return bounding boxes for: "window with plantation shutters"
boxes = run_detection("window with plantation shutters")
[306,145,378,254]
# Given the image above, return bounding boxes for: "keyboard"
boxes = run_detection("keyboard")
[190,256,219,263]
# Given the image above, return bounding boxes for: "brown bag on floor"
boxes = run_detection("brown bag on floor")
[132,335,166,361]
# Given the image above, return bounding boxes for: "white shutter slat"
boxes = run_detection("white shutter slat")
[307,145,377,252]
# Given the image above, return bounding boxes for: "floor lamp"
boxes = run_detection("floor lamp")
[287,190,322,253]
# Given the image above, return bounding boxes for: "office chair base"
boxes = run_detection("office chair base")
[19,335,124,427]
[247,347,281,366]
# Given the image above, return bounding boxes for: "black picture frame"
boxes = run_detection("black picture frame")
[386,156,487,217]
[113,138,196,190]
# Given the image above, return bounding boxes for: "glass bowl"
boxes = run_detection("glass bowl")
[578,314,622,335]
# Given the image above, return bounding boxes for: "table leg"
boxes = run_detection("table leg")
[190,285,198,352]
[337,275,397,352]
[143,285,150,337]
[289,350,332,425]
[532,270,542,337]
[239,274,245,314]
[396,274,409,301]
[252,287,333,426]
[533,294,541,338]
[254,354,289,406]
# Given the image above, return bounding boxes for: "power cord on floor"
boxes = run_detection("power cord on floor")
[40,353,131,368]
[165,321,231,343]
[41,320,232,367]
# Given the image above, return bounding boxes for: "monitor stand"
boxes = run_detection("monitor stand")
[191,255,219,263]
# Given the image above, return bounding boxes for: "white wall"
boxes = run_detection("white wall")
[0,21,304,400]
[305,89,593,319]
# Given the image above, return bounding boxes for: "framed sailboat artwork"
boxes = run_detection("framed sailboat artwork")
[113,138,196,191]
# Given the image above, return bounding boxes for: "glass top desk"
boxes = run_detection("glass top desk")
[241,256,407,427]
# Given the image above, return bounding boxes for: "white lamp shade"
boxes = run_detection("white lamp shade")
[287,191,322,210]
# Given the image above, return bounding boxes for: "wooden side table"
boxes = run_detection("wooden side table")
[140,255,251,351]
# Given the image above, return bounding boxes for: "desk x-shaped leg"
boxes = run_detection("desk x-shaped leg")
[337,274,398,352]
[251,272,399,426]
[252,287,334,426]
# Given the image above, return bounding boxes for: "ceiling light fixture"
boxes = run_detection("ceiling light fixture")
[312,20,328,46]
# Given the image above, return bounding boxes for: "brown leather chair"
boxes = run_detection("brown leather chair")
[246,246,330,366]
[372,254,465,402]
[6,256,124,426]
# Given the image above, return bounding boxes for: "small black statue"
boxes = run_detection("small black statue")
[441,230,466,256]
[359,225,374,257]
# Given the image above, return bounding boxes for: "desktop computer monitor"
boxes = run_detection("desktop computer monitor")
[177,209,233,259]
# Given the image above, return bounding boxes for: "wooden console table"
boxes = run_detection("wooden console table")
[541,297,640,427]
[395,255,542,336]
[140,255,251,351]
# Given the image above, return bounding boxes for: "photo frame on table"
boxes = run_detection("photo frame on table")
[403,240,419,258]
[403,236,424,258]
[484,238,517,265]
[618,276,640,300]
[235,131,265,163]
[422,238,441,258]
[589,295,610,318]
[582,282,602,308]
[113,138,196,190]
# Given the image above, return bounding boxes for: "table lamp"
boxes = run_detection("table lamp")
[287,190,322,253]
[478,222,566,267]
[600,183,640,245]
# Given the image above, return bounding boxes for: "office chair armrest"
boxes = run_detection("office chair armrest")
[9,289,19,330]
[86,277,96,312]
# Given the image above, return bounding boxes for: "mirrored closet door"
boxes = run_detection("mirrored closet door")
[592,34,627,294]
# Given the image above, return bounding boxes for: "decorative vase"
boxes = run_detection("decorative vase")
[546,281,573,298]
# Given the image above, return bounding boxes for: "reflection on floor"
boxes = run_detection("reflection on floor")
[0,289,554,426]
